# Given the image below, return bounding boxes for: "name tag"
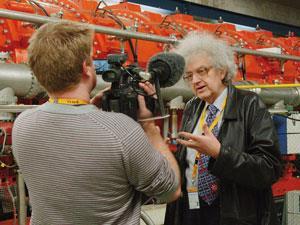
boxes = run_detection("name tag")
[187,187,200,209]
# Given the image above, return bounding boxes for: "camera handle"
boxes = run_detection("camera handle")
[152,74,166,117]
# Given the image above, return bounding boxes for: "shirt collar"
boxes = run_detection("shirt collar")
[211,87,228,111]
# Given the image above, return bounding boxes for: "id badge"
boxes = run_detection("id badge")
[187,188,200,209]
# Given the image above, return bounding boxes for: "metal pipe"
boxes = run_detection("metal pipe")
[231,46,300,62]
[1,64,300,107]
[236,83,300,89]
[0,9,177,44]
[249,87,300,106]
[17,170,27,225]
[0,9,300,61]
[0,105,38,113]
[0,64,44,98]
[0,87,17,120]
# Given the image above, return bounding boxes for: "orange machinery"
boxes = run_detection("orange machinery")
[0,0,300,223]
[0,0,298,81]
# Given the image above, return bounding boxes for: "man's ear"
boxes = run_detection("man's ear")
[219,68,227,80]
[82,60,89,77]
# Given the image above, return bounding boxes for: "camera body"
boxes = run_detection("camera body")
[101,54,155,120]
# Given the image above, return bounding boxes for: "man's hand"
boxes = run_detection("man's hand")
[90,86,111,108]
[176,124,221,158]
[137,82,156,120]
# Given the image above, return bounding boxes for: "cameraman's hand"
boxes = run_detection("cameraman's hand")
[137,82,156,120]
[90,86,111,108]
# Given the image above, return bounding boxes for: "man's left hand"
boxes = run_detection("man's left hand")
[176,124,221,158]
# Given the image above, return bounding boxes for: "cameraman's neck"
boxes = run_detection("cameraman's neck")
[49,84,90,103]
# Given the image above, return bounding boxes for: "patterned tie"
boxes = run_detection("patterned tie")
[198,104,219,205]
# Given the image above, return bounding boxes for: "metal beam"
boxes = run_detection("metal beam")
[0,9,176,43]
[129,0,300,36]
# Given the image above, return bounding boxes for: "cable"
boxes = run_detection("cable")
[0,128,7,154]
[6,180,17,225]
[94,0,108,15]
[28,0,50,17]
[107,12,138,62]
[0,128,16,168]
[274,113,300,122]
[159,15,186,37]
[0,160,16,169]
[95,4,138,62]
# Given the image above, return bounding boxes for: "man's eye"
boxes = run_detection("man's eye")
[197,69,205,74]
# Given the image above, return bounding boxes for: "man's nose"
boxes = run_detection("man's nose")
[192,74,202,83]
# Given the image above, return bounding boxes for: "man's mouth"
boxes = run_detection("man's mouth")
[195,85,206,92]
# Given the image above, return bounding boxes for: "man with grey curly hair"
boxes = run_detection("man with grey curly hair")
[164,32,282,225]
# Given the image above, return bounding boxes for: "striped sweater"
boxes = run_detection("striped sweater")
[12,102,177,225]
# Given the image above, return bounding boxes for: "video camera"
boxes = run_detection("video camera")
[100,52,185,120]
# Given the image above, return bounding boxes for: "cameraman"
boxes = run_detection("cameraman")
[12,21,181,225]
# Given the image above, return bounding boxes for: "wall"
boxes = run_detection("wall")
[187,0,300,27]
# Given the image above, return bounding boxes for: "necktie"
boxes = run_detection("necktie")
[198,104,219,205]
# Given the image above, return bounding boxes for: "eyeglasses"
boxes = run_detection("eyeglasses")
[183,66,213,82]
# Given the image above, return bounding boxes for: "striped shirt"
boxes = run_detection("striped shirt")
[12,102,177,225]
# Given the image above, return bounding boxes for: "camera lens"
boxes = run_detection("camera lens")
[102,69,120,82]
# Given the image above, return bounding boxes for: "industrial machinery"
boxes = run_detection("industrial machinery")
[0,0,299,224]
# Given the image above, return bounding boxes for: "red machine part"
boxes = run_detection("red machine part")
[0,122,15,185]
[272,154,300,197]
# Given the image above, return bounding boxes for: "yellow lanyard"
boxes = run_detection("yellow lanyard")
[198,98,227,133]
[48,98,89,105]
[190,98,227,185]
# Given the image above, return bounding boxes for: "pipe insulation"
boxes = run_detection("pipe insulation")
[0,64,44,98]
[250,87,300,106]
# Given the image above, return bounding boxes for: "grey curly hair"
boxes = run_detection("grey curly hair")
[174,32,237,84]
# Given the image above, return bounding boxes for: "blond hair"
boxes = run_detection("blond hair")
[28,21,94,93]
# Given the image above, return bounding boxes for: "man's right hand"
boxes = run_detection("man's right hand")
[90,86,111,108]
[137,82,156,121]
[137,83,181,203]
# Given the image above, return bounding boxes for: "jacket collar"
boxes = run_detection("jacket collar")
[184,82,238,133]
[223,82,238,120]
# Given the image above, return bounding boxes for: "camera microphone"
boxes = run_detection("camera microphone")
[147,52,185,88]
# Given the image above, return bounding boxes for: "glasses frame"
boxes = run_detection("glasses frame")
[183,66,214,83]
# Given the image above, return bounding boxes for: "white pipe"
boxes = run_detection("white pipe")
[1,64,300,106]
[0,64,44,98]
[17,170,27,225]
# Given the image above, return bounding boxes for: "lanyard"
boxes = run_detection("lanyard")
[198,98,227,134]
[48,98,89,105]
[190,98,227,186]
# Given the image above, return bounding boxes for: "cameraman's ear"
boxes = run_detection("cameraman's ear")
[82,58,93,78]
[82,60,89,78]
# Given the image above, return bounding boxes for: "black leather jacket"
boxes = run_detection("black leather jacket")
[164,84,282,225]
